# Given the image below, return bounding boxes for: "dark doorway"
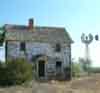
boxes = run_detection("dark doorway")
[38,60,45,77]
[56,61,62,73]
[56,61,62,80]
[56,61,62,68]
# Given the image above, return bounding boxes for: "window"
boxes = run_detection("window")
[55,43,61,52]
[20,42,26,51]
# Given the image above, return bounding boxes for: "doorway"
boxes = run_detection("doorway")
[56,61,62,79]
[56,61,62,74]
[38,60,45,77]
[56,61,62,70]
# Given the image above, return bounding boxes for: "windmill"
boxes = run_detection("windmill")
[81,33,93,74]
[81,33,99,74]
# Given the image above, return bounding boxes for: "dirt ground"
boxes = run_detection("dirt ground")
[1,74,100,93]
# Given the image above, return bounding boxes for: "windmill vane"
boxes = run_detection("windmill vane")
[81,33,93,44]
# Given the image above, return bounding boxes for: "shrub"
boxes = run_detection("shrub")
[72,62,82,77]
[0,58,33,86]
[90,67,100,73]
[0,62,8,86]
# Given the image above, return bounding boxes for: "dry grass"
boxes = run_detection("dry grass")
[1,74,100,93]
[32,74,100,93]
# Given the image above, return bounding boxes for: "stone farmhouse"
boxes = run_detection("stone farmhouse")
[4,18,73,80]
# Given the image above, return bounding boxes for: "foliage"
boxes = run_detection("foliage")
[78,57,91,73]
[0,27,5,46]
[90,67,100,73]
[71,60,83,77]
[72,58,95,77]
[0,58,33,86]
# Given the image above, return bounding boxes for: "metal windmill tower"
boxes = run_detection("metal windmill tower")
[81,33,93,74]
[81,33,93,62]
[81,33,99,74]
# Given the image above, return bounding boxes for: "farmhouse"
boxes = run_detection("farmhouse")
[4,19,73,80]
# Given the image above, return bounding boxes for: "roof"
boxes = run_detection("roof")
[4,24,73,44]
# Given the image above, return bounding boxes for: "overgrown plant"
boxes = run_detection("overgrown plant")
[0,58,33,86]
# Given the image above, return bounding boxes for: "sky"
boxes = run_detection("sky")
[0,0,100,67]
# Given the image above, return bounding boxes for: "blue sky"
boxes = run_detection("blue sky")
[0,0,100,66]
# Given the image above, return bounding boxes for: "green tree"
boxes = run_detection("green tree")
[71,59,82,77]
[78,57,92,74]
[0,58,33,86]
[0,27,5,46]
[6,58,33,85]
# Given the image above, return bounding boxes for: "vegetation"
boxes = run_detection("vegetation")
[90,67,100,73]
[0,58,33,86]
[72,57,100,78]
[72,57,92,77]
[78,57,91,73]
[72,61,83,77]
[0,27,5,46]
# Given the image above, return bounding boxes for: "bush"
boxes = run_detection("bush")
[90,67,100,73]
[72,62,82,77]
[0,62,8,86]
[0,58,33,86]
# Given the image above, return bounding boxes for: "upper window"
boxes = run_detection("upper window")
[55,43,61,52]
[20,42,26,51]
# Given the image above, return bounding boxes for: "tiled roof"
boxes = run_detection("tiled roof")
[5,24,73,44]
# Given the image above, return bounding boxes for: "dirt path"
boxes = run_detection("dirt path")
[33,74,100,93]
[1,74,100,93]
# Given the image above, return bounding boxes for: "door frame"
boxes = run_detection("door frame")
[37,60,46,78]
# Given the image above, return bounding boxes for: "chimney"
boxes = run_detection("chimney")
[28,18,34,29]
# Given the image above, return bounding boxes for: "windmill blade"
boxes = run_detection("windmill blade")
[88,34,93,44]
[81,33,86,43]
[95,34,99,41]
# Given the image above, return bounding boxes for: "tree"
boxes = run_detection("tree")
[6,58,33,85]
[0,58,33,86]
[71,59,82,77]
[78,57,92,74]
[0,27,5,46]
